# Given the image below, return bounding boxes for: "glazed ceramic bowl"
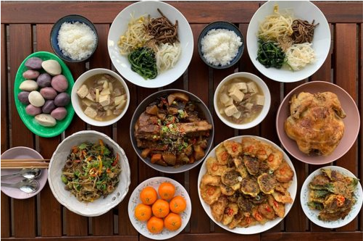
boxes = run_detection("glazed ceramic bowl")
[198,21,244,69]
[48,130,131,217]
[214,72,271,129]
[71,68,130,127]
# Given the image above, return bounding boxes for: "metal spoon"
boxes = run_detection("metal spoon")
[1,179,39,194]
[1,168,42,180]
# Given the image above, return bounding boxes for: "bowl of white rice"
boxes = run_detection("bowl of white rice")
[51,15,98,63]
[198,21,244,69]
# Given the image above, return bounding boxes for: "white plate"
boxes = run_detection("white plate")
[48,130,131,217]
[128,177,192,240]
[247,1,331,83]
[108,1,193,88]
[300,166,363,229]
[197,135,297,235]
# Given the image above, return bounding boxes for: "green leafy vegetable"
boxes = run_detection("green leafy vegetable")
[257,38,285,69]
[128,47,158,79]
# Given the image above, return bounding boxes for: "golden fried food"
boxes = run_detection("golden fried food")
[200,184,221,205]
[307,168,358,221]
[284,92,346,156]
[200,137,294,229]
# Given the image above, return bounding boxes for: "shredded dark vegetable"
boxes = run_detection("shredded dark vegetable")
[128,47,158,79]
[256,39,286,69]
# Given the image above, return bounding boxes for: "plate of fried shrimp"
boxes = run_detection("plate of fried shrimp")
[108,1,193,88]
[247,1,331,83]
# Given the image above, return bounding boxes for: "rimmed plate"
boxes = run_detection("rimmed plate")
[300,166,363,229]
[276,81,360,165]
[197,135,297,235]
[14,51,74,138]
[128,177,192,240]
[108,1,193,88]
[1,146,48,199]
[247,1,331,82]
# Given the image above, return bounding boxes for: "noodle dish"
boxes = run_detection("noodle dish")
[108,1,193,88]
[247,1,331,83]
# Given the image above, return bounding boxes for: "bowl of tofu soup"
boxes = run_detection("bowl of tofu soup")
[214,72,271,129]
[71,68,130,126]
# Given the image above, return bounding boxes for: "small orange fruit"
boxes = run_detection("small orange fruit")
[134,203,152,222]
[147,216,164,234]
[158,182,176,200]
[164,213,182,231]
[140,186,158,205]
[169,195,187,214]
[152,199,170,218]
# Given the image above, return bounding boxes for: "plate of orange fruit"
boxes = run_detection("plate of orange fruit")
[128,177,192,240]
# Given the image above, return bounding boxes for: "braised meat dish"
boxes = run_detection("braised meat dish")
[307,169,358,221]
[134,92,212,167]
[284,92,346,156]
[200,137,294,229]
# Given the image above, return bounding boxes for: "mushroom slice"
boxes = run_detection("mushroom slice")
[257,173,276,194]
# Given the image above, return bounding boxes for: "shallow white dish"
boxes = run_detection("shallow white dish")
[1,147,48,199]
[108,1,193,88]
[247,1,331,83]
[300,166,363,229]
[48,130,131,217]
[214,72,271,129]
[128,177,192,240]
[197,135,297,235]
[71,68,130,127]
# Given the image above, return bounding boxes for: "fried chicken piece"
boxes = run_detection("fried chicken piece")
[284,92,346,156]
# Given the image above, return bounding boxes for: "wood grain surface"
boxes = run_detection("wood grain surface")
[1,1,362,241]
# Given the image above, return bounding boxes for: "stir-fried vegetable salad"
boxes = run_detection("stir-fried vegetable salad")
[61,140,121,202]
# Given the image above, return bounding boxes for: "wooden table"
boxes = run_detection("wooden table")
[1,1,363,241]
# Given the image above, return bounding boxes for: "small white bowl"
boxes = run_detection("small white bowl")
[71,68,130,126]
[48,130,131,217]
[214,72,271,129]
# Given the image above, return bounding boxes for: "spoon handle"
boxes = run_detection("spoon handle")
[1,172,21,179]
[1,182,21,188]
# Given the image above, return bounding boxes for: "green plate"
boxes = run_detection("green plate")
[14,51,75,138]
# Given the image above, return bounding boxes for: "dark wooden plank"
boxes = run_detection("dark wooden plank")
[1,237,138,241]
[88,23,114,236]
[1,2,260,24]
[36,24,63,237]
[334,23,358,232]
[360,23,363,232]
[9,23,36,238]
[261,232,363,241]
[141,233,260,241]
[1,23,11,239]
[117,80,138,236]
[315,2,363,23]
[188,23,211,234]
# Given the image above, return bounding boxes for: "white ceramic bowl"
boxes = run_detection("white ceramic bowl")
[48,130,131,217]
[247,1,331,83]
[108,1,193,88]
[128,177,192,240]
[214,72,271,129]
[71,68,130,126]
[198,135,297,234]
[301,166,363,229]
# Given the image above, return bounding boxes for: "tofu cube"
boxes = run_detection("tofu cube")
[229,88,244,102]
[77,84,89,98]
[220,93,230,104]
[232,111,242,119]
[224,98,234,107]
[85,93,95,102]
[228,85,237,93]
[234,82,248,93]
[84,106,97,118]
[224,104,239,117]
[256,95,265,106]
[245,103,254,110]
[100,88,111,96]
[99,94,110,106]
[81,99,93,107]
[247,82,259,93]
[114,96,124,106]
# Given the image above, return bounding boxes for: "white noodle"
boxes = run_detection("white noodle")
[155,43,181,73]
[285,43,316,71]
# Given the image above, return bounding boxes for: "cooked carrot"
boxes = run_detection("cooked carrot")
[141,149,151,159]
[151,154,162,164]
